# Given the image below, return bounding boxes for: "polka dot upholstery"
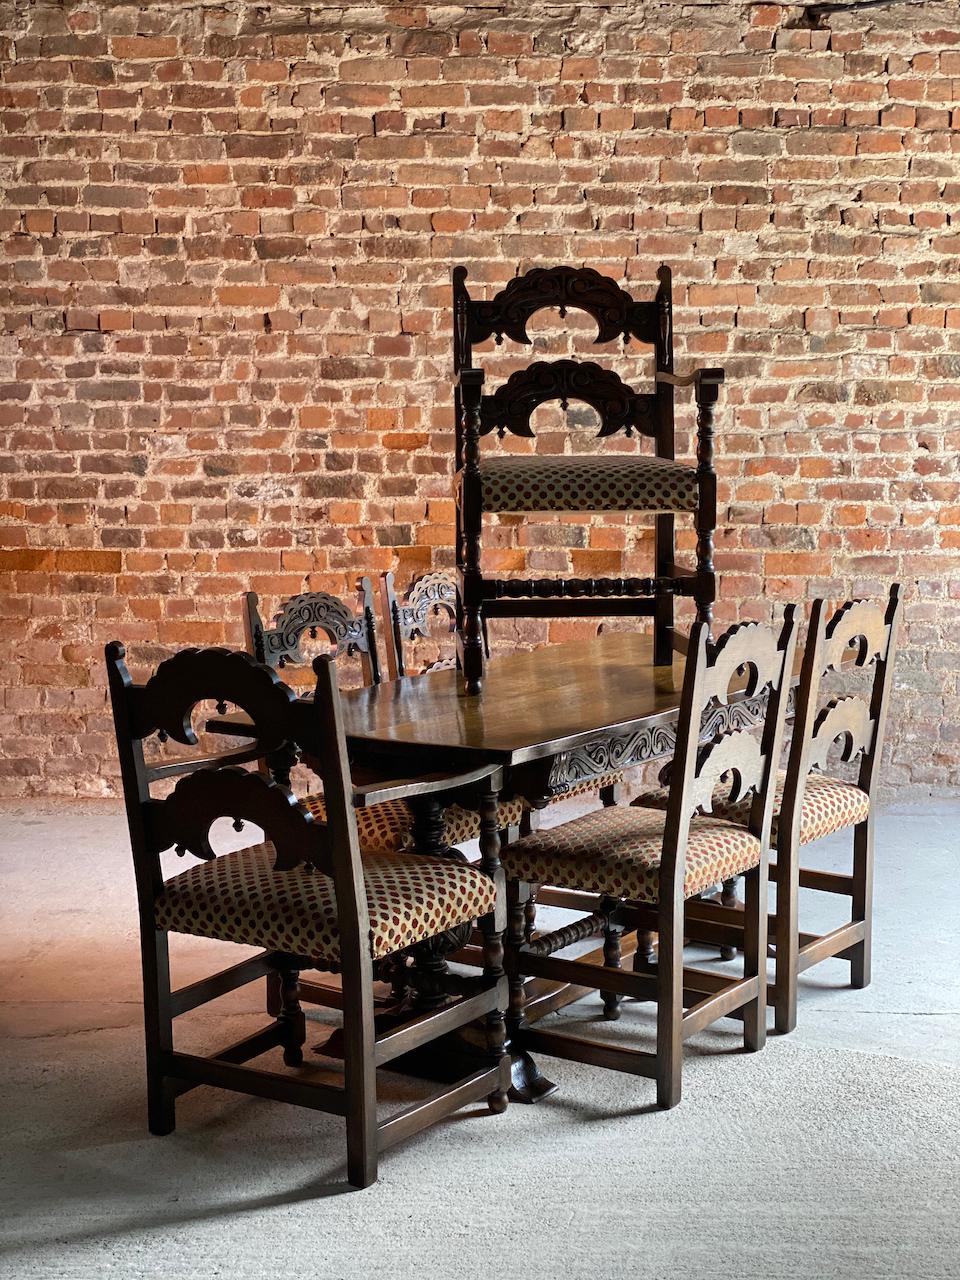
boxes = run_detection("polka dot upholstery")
[301,792,527,853]
[475,455,699,514]
[634,770,870,847]
[547,771,623,805]
[154,841,497,963]
[500,805,762,904]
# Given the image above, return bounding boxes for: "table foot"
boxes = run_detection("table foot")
[508,1049,558,1104]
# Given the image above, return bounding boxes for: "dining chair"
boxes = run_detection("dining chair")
[452,263,723,693]
[499,611,797,1108]
[106,641,509,1189]
[637,584,903,1033]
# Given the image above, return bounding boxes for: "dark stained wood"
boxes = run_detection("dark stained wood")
[106,642,510,1191]
[501,612,798,1110]
[453,263,721,693]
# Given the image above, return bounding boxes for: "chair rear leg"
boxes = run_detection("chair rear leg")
[718,875,741,960]
[742,862,768,1053]
[850,816,875,989]
[655,897,684,1109]
[773,832,799,1035]
[278,966,306,1068]
[143,929,175,1136]
[341,959,379,1189]
[600,900,624,1021]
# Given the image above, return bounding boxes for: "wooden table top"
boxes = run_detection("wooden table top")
[340,632,687,767]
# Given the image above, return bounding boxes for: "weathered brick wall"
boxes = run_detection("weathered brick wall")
[1,1,958,798]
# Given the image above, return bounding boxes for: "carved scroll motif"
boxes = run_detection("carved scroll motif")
[822,599,887,672]
[147,766,330,873]
[468,266,657,347]
[689,729,765,816]
[807,696,874,774]
[396,570,457,642]
[129,647,297,749]
[702,622,781,705]
[480,359,655,439]
[264,592,370,666]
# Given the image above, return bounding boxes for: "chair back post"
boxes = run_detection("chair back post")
[243,591,266,664]
[308,655,378,1174]
[357,575,382,687]
[660,622,710,895]
[380,570,404,681]
[777,598,829,846]
[857,582,903,800]
[749,606,800,850]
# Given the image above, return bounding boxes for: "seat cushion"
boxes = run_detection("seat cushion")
[546,770,623,805]
[154,842,497,963]
[634,770,870,846]
[301,792,527,853]
[499,805,762,904]
[474,455,699,514]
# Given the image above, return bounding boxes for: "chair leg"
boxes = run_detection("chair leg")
[143,929,175,1136]
[341,956,379,1190]
[523,884,539,942]
[478,790,509,1113]
[633,929,657,970]
[599,781,621,807]
[600,915,624,1021]
[655,895,684,1109]
[773,831,799,1035]
[519,806,541,837]
[278,966,306,1068]
[718,875,741,960]
[742,860,768,1053]
[850,815,874,989]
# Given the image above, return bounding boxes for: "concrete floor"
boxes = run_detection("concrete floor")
[1,801,959,1278]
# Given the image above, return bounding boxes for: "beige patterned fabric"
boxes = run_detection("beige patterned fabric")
[155,841,497,962]
[547,771,623,805]
[301,792,527,852]
[500,805,762,904]
[634,770,870,846]
[473,455,699,514]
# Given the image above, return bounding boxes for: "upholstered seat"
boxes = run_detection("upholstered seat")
[470,454,699,515]
[155,841,497,964]
[635,770,870,847]
[548,770,623,804]
[499,805,762,904]
[300,792,527,853]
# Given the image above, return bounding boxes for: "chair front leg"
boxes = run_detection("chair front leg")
[143,928,175,1136]
[277,965,306,1068]
[600,896,624,1021]
[773,829,800,1035]
[850,813,875,989]
[478,788,509,1113]
[742,857,769,1053]
[340,950,379,1190]
[655,893,684,1110]
[719,875,741,960]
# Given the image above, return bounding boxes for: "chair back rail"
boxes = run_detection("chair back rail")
[659,611,799,895]
[778,584,903,841]
[106,643,367,935]
[243,577,382,685]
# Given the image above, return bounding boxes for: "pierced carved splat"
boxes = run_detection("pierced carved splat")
[807,696,875,774]
[264,591,372,667]
[146,766,330,873]
[128,647,297,751]
[689,729,765,817]
[479,359,655,439]
[821,599,888,673]
[395,570,457,643]
[465,266,658,348]
[701,622,782,706]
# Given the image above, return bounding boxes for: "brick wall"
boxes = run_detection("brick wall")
[1,1,958,798]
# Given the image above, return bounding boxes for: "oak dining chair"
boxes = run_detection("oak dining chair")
[107,641,509,1189]
[498,611,798,1109]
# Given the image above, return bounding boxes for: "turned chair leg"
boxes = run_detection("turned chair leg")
[633,929,657,970]
[478,790,509,1113]
[599,896,624,1020]
[523,884,539,942]
[742,860,768,1053]
[773,831,800,1035]
[144,930,176,1136]
[655,896,684,1110]
[278,966,306,1068]
[850,815,875,989]
[719,875,741,960]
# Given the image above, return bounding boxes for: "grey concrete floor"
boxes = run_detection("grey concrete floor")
[1,800,958,1278]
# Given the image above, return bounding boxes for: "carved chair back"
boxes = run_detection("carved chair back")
[659,611,799,895]
[380,570,491,680]
[243,577,382,687]
[778,585,903,841]
[453,265,677,466]
[106,642,368,949]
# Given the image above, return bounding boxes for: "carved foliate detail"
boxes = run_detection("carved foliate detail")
[264,591,371,666]
[702,622,781,705]
[807,696,874,773]
[480,359,655,439]
[822,599,887,672]
[689,729,765,816]
[395,570,457,643]
[129,647,297,749]
[146,766,329,873]
[468,266,657,347]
